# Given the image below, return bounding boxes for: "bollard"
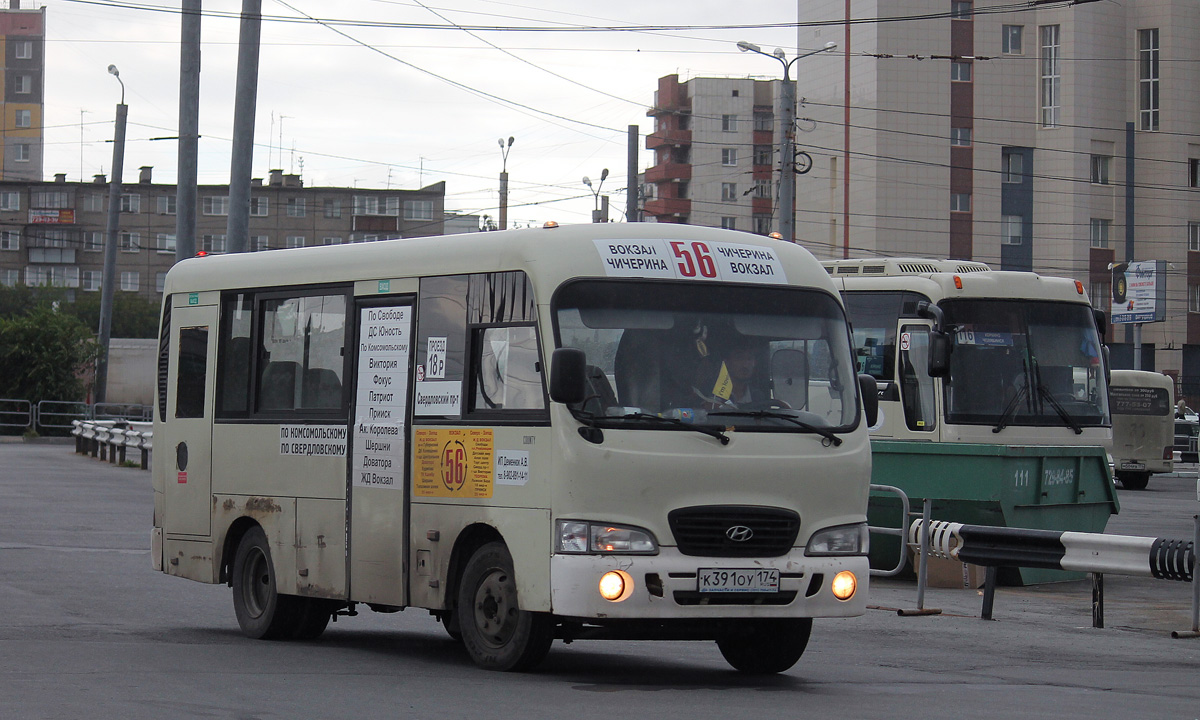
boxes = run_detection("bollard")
[1173,514,1200,639]
[898,498,942,617]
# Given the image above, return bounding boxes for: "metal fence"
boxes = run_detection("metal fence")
[0,399,153,434]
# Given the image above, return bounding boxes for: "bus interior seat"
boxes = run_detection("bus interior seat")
[259,361,299,410]
[614,330,662,412]
[770,348,808,409]
[303,368,343,408]
[221,336,251,410]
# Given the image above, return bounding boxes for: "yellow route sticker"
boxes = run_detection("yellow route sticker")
[414,428,493,498]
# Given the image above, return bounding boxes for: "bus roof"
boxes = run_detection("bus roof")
[828,264,1092,306]
[1110,369,1174,390]
[822,257,991,276]
[163,223,839,302]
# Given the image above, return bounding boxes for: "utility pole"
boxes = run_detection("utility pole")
[498,136,513,230]
[176,0,200,261]
[226,0,261,254]
[96,65,127,405]
[626,125,639,222]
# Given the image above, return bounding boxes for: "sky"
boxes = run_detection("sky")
[40,0,808,227]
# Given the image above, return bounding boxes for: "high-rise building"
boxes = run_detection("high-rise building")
[0,0,44,181]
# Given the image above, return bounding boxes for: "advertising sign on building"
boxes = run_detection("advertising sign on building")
[1111,260,1166,324]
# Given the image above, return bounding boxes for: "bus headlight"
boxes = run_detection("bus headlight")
[805,523,869,556]
[556,520,658,555]
[599,570,633,601]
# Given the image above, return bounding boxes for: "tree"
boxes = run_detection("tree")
[63,292,161,339]
[0,305,97,405]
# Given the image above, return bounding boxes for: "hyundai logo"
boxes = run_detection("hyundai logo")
[725,525,754,542]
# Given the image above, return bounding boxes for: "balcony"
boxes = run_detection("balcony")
[646,128,692,151]
[644,197,691,219]
[644,163,692,184]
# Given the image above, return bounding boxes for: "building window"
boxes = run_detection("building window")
[156,272,167,293]
[1189,222,1200,252]
[286,235,305,249]
[1139,28,1160,132]
[951,127,972,146]
[753,145,772,166]
[754,178,772,199]
[353,195,399,216]
[32,191,68,208]
[1001,215,1023,245]
[0,191,19,211]
[323,236,343,245]
[1190,159,1199,188]
[286,198,306,217]
[753,214,772,235]
[1091,155,1112,185]
[201,234,226,253]
[82,194,103,212]
[0,231,18,250]
[951,193,972,212]
[951,1,972,19]
[119,231,139,252]
[1002,25,1023,54]
[13,75,30,94]
[1089,282,1109,311]
[82,270,101,292]
[721,183,738,201]
[15,109,31,128]
[753,112,773,131]
[1,269,17,287]
[1040,25,1061,129]
[120,193,141,213]
[252,235,270,251]
[720,217,737,230]
[14,143,30,162]
[250,197,269,216]
[157,195,176,215]
[1191,284,1200,313]
[202,196,228,216]
[14,40,32,59]
[721,114,737,132]
[351,233,379,243]
[1002,151,1024,183]
[157,233,175,254]
[1090,218,1111,249]
[323,199,342,219]
[84,231,103,252]
[721,148,737,166]
[403,200,433,221]
[120,271,139,292]
[951,61,972,82]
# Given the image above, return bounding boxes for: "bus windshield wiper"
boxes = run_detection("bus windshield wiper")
[1033,361,1083,435]
[993,359,1030,433]
[707,410,843,446]
[618,411,730,445]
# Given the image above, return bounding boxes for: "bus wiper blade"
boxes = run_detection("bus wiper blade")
[618,411,730,445]
[1036,384,1083,435]
[707,410,843,446]
[993,360,1031,433]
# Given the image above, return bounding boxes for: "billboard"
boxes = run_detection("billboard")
[1111,260,1166,324]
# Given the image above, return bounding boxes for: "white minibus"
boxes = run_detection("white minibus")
[153,223,876,672]
[1108,369,1174,490]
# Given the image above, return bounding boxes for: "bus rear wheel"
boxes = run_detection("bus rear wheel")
[716,618,813,674]
[456,542,552,671]
[231,526,301,639]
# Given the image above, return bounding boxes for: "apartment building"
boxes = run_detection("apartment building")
[1,1,44,181]
[0,167,446,302]
[791,0,1200,391]
[644,74,784,236]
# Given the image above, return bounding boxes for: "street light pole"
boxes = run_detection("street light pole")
[95,64,127,406]
[498,136,514,230]
[737,40,837,243]
[583,168,609,223]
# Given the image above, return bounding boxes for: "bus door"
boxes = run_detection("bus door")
[896,322,938,435]
[348,298,415,606]
[164,297,218,537]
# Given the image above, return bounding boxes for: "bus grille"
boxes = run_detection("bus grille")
[667,506,800,557]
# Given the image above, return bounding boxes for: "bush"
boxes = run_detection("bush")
[0,305,97,405]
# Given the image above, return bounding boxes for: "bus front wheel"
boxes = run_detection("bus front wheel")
[1116,472,1150,491]
[232,526,301,639]
[716,618,813,674]
[456,542,553,671]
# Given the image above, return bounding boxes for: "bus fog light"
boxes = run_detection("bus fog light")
[831,571,857,601]
[599,570,633,602]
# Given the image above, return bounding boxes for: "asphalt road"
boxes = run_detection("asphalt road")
[1,442,1197,719]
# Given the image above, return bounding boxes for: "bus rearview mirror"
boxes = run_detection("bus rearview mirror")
[549,347,587,404]
[858,374,878,428]
[927,331,952,378]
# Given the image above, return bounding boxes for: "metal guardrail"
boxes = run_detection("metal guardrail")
[71,419,153,470]
[0,399,32,428]
[35,400,89,431]
[868,483,911,578]
[0,399,152,433]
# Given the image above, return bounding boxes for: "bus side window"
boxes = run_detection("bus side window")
[473,325,545,411]
[255,293,347,414]
[176,326,209,418]
[217,293,252,416]
[898,325,936,431]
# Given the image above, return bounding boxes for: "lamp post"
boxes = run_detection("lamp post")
[498,136,514,230]
[737,40,837,243]
[583,168,609,223]
[95,64,127,406]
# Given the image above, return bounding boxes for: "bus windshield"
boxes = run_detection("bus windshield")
[942,299,1108,429]
[554,280,860,433]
